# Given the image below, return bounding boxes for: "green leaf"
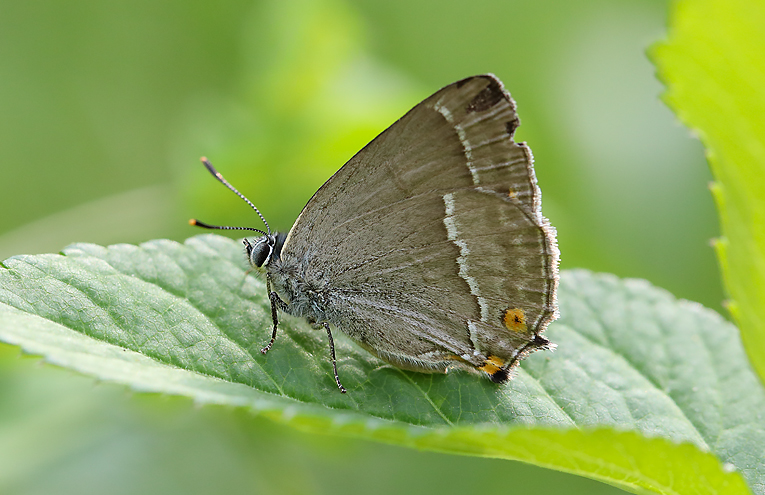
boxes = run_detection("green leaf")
[0,235,761,494]
[651,0,765,385]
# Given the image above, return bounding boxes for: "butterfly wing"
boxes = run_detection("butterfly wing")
[279,74,559,377]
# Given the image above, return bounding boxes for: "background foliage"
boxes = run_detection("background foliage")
[653,0,765,390]
[0,0,736,494]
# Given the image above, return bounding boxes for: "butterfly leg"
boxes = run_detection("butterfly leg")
[322,322,347,393]
[261,275,289,354]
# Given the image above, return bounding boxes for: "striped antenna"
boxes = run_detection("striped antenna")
[188,219,267,237]
[196,157,271,236]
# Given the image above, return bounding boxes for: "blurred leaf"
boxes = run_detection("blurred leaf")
[652,0,765,385]
[0,235,760,495]
[0,1,255,234]
[0,185,175,261]
[179,0,421,234]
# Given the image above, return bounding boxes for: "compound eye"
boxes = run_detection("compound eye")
[248,237,272,267]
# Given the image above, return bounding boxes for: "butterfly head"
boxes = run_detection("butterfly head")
[242,233,287,268]
[243,232,286,268]
[244,235,274,267]
[191,157,284,268]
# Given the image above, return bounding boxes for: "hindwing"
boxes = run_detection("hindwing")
[280,74,559,375]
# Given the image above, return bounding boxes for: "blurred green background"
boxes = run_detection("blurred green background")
[0,0,721,493]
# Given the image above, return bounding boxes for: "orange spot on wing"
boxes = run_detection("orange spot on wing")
[478,355,505,375]
[503,307,527,332]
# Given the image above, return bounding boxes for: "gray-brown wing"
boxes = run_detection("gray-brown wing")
[281,74,559,371]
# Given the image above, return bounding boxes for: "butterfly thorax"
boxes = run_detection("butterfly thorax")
[244,231,331,321]
[267,255,332,323]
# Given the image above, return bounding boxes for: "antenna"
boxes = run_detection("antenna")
[194,157,272,236]
[188,219,267,237]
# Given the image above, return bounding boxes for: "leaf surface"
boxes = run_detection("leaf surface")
[0,235,761,494]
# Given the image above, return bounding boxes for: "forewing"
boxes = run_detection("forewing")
[281,74,559,368]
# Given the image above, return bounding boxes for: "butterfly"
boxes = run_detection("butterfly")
[191,74,559,392]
